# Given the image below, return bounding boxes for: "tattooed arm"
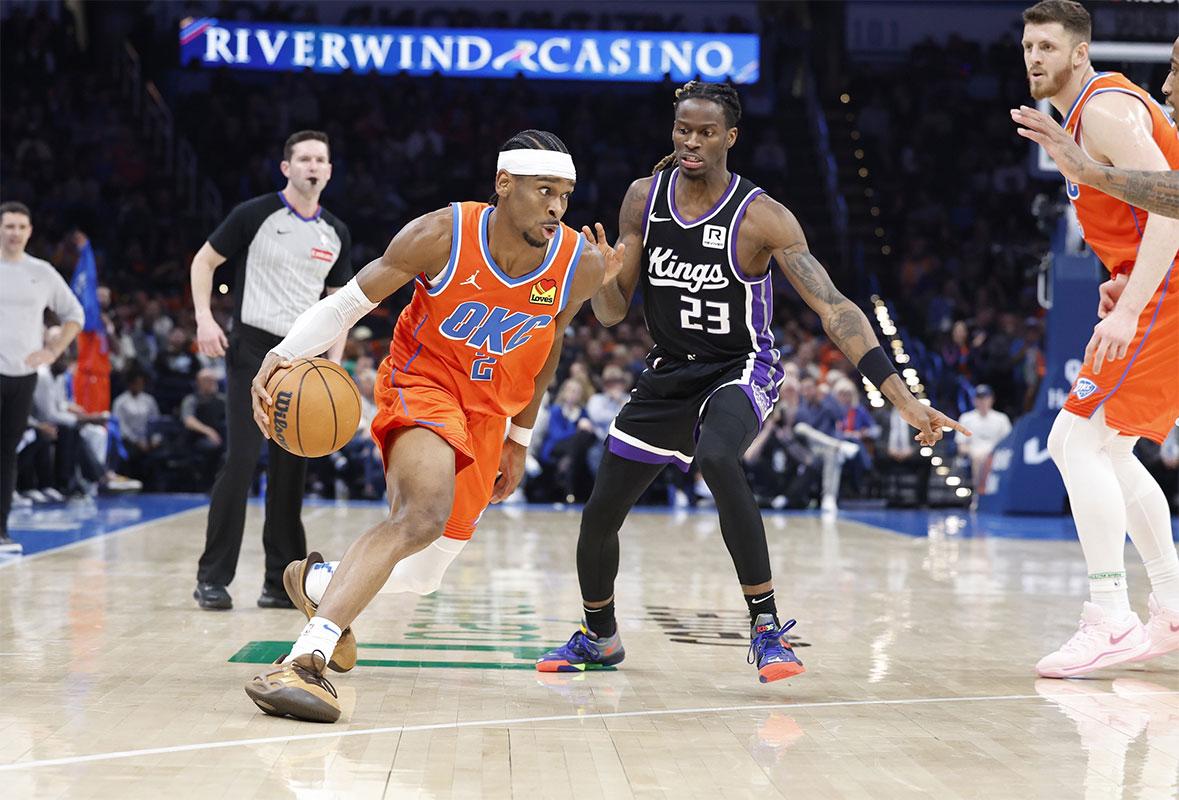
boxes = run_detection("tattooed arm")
[1012,105,1179,218]
[748,196,966,444]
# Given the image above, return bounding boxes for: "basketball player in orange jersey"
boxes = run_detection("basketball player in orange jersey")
[1018,1,1179,679]
[240,131,622,722]
[1011,36,1178,219]
[536,82,968,684]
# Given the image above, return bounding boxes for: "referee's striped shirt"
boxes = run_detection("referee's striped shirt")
[209,192,352,336]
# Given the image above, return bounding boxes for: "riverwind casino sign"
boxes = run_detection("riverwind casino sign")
[179,18,759,84]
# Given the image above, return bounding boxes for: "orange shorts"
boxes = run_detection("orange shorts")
[371,356,507,540]
[1064,265,1179,444]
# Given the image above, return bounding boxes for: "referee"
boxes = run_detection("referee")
[192,131,352,610]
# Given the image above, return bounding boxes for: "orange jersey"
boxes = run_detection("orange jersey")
[387,201,584,418]
[1063,71,1179,275]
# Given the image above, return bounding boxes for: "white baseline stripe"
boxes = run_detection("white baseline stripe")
[4,690,1175,771]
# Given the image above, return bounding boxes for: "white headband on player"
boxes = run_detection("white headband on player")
[496,149,577,181]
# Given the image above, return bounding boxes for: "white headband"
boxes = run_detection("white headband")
[497,150,577,181]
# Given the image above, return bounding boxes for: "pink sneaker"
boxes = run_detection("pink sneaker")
[1036,602,1152,678]
[1132,593,1179,662]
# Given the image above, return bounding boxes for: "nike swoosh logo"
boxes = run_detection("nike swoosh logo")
[324,624,341,636]
[276,229,292,235]
[1109,629,1134,645]
[649,215,672,223]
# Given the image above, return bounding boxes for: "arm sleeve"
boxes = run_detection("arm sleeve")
[271,279,378,360]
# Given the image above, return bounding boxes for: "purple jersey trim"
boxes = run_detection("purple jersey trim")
[606,435,692,472]
[668,169,739,227]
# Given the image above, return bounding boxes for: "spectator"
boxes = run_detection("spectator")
[744,378,820,509]
[954,384,1012,508]
[537,378,596,503]
[111,370,159,482]
[154,327,199,416]
[584,364,631,476]
[180,368,227,491]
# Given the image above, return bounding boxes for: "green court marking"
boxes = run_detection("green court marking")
[228,640,615,671]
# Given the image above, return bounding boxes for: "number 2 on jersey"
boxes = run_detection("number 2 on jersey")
[680,295,731,335]
[471,354,496,381]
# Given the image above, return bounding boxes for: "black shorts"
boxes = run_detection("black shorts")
[607,348,780,471]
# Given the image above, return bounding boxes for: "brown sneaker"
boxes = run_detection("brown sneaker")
[244,651,340,723]
[283,552,357,672]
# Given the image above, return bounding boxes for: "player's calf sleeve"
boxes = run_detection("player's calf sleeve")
[1047,409,1133,617]
[379,536,467,596]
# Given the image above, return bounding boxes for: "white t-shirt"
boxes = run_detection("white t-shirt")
[0,252,85,377]
[956,408,1013,458]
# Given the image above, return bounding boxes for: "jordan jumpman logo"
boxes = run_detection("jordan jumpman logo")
[461,271,482,290]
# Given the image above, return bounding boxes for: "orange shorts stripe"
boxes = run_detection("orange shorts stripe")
[1063,264,1179,443]
[371,356,506,541]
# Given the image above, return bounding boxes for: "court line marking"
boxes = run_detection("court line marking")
[4,689,1177,771]
[0,504,207,569]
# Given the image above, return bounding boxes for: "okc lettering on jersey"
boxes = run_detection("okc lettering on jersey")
[647,246,729,292]
[438,300,553,356]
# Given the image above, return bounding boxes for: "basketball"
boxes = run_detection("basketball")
[265,358,362,458]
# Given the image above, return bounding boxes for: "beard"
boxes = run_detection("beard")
[1028,68,1068,100]
[522,230,546,248]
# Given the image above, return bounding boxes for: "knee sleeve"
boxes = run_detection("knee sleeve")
[380,536,467,595]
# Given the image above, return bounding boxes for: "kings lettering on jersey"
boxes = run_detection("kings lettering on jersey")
[387,202,583,418]
[647,246,730,292]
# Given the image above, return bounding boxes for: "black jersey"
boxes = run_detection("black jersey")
[640,168,778,370]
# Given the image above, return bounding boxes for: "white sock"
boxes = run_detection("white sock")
[305,560,338,606]
[1088,571,1133,620]
[1047,409,1133,620]
[289,616,343,663]
[1144,552,1179,609]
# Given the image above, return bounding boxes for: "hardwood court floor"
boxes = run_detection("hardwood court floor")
[1,499,1177,799]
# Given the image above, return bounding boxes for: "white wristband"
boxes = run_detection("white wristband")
[507,423,532,447]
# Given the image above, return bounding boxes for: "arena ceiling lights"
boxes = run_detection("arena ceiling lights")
[179,18,759,84]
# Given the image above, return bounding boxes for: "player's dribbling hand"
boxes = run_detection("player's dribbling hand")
[490,441,526,503]
[899,399,971,447]
[1010,105,1091,184]
[1085,308,1135,375]
[250,351,291,437]
[581,222,626,285]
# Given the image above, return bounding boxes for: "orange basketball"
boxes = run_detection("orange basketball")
[265,358,362,458]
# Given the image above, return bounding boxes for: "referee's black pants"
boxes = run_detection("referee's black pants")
[1,373,38,536]
[197,325,307,594]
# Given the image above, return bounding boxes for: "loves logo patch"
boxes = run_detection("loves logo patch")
[529,278,557,306]
[310,248,336,263]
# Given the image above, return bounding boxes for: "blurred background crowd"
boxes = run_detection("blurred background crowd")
[2,0,1175,511]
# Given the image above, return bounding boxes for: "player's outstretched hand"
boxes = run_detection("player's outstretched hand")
[899,399,971,447]
[1010,105,1092,185]
[490,440,526,503]
[581,222,626,285]
[250,351,291,437]
[1085,308,1136,375]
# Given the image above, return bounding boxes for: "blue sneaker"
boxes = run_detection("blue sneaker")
[748,613,806,683]
[536,622,625,672]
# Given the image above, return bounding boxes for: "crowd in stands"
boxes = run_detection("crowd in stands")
[3,2,1176,512]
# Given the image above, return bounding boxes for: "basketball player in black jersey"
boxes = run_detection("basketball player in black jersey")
[537,81,969,683]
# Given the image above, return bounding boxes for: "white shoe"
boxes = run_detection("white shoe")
[105,474,143,492]
[10,494,32,509]
[23,489,49,504]
[1036,602,1152,678]
[1132,593,1179,662]
[41,487,66,503]
[820,495,838,513]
